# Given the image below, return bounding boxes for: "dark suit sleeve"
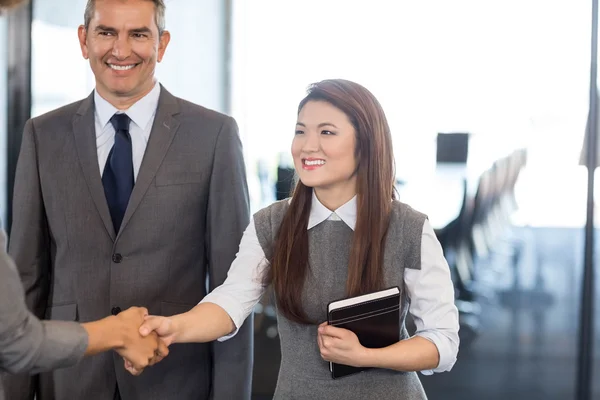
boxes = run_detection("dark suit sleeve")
[0,247,88,376]
[1,119,52,400]
[206,116,253,400]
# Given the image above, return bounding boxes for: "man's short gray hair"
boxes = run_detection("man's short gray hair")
[84,0,166,35]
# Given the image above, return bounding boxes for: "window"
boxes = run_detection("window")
[31,0,93,117]
[231,0,591,226]
[31,0,227,115]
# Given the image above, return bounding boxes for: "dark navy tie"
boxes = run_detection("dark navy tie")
[102,113,134,233]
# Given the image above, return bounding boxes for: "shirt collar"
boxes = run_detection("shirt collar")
[94,80,161,138]
[307,191,357,231]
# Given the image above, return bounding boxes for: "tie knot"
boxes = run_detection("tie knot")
[110,113,130,132]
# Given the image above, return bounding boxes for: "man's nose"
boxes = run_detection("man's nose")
[111,35,132,59]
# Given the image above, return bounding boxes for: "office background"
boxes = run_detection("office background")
[1,1,599,399]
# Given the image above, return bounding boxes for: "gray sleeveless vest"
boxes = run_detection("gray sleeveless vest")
[254,199,428,400]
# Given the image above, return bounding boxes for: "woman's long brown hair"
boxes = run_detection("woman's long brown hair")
[265,79,396,324]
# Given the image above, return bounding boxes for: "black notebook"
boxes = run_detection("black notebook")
[326,286,401,379]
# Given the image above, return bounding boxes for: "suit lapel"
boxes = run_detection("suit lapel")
[72,92,116,240]
[118,86,181,237]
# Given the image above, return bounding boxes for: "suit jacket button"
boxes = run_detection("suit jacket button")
[112,253,123,263]
[111,306,121,315]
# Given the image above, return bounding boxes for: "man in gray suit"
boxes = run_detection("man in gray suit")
[0,1,163,395]
[3,0,252,399]
[0,230,169,400]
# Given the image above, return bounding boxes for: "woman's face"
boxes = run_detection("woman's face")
[292,100,358,200]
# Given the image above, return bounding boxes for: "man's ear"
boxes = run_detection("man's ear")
[157,30,171,62]
[78,25,89,59]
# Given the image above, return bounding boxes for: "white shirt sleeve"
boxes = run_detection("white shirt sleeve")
[200,218,269,342]
[404,218,460,374]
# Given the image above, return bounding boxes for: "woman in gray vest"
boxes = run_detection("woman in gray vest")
[138,79,460,399]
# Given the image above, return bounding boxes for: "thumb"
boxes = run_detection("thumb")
[139,315,166,337]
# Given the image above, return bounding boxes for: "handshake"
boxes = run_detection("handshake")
[91,306,175,376]
[84,301,224,375]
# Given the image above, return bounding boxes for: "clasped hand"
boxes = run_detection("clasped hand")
[317,322,369,368]
[118,313,176,375]
[114,307,170,375]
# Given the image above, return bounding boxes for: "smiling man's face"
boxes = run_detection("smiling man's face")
[78,0,170,106]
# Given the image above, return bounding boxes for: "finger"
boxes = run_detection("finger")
[149,354,166,366]
[129,366,143,376]
[123,359,143,376]
[318,325,345,339]
[317,331,324,351]
[318,338,329,360]
[324,335,343,349]
[149,345,169,365]
[319,321,328,327]
[319,343,330,360]
[157,339,170,357]
[124,357,147,373]
[148,346,164,366]
[131,355,150,371]
[125,363,139,375]
[139,307,149,317]
[139,316,163,336]
[124,363,135,374]
[132,361,147,372]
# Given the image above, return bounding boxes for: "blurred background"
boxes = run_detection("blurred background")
[2,0,600,399]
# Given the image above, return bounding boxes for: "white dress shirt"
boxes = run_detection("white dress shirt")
[94,81,161,180]
[202,193,460,375]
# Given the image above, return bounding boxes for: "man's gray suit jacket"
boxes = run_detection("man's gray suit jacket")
[3,86,253,400]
